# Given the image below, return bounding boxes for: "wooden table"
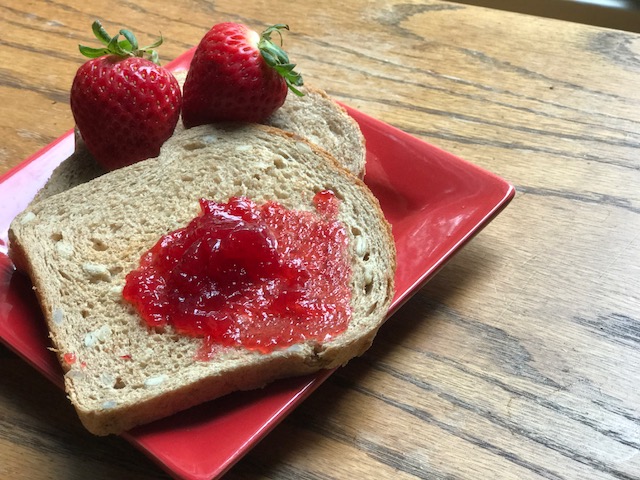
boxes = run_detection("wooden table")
[1,1,639,479]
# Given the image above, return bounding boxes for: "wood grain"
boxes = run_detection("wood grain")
[1,0,639,479]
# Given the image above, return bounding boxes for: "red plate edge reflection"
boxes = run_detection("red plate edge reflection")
[0,48,515,480]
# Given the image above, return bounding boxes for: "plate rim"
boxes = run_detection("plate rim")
[0,48,515,480]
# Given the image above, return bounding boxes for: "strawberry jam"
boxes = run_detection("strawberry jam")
[123,193,352,355]
[63,352,77,365]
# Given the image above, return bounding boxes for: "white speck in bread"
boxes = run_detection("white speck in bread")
[144,375,168,387]
[20,211,37,224]
[52,308,64,325]
[82,263,112,283]
[9,123,395,435]
[84,325,112,348]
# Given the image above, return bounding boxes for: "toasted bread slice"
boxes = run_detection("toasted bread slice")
[9,123,395,435]
[33,71,365,204]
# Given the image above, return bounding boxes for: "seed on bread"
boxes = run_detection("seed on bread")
[84,325,112,348]
[55,240,75,258]
[19,211,37,224]
[144,375,168,388]
[82,263,112,283]
[52,307,64,325]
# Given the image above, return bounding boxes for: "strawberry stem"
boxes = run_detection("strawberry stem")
[79,20,163,64]
[258,24,304,96]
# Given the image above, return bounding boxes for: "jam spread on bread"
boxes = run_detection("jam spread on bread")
[123,192,352,355]
[63,352,77,365]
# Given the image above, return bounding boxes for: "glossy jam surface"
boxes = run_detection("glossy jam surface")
[123,193,352,355]
[63,352,77,365]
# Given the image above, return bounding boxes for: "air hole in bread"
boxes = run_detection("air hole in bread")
[91,238,109,251]
[113,377,126,389]
[109,266,123,276]
[312,185,344,200]
[273,157,286,169]
[60,271,73,281]
[326,187,344,200]
[351,226,362,236]
[275,188,289,200]
[81,309,90,318]
[364,281,373,296]
[110,222,123,232]
[182,140,206,151]
[328,122,344,136]
[51,232,63,242]
[363,251,370,262]
[366,301,378,315]
[181,174,194,182]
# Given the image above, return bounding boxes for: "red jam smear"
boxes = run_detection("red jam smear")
[63,352,77,365]
[123,192,352,355]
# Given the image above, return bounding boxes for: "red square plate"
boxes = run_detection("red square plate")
[0,49,514,479]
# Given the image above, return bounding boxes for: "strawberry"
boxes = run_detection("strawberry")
[182,23,303,127]
[70,21,182,171]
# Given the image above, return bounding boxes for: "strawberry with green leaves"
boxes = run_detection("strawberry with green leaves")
[182,23,303,127]
[70,21,182,171]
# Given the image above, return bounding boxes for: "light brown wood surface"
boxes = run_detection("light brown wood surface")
[1,1,639,479]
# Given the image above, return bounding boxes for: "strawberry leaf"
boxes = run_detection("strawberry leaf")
[142,36,164,51]
[92,21,112,46]
[78,45,110,58]
[258,24,304,97]
[119,29,139,51]
[108,35,128,56]
[79,20,164,64]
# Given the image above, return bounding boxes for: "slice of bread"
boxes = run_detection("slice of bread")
[265,83,366,177]
[9,123,395,436]
[33,70,365,203]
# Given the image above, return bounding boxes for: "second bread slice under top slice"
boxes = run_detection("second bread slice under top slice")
[33,73,366,204]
